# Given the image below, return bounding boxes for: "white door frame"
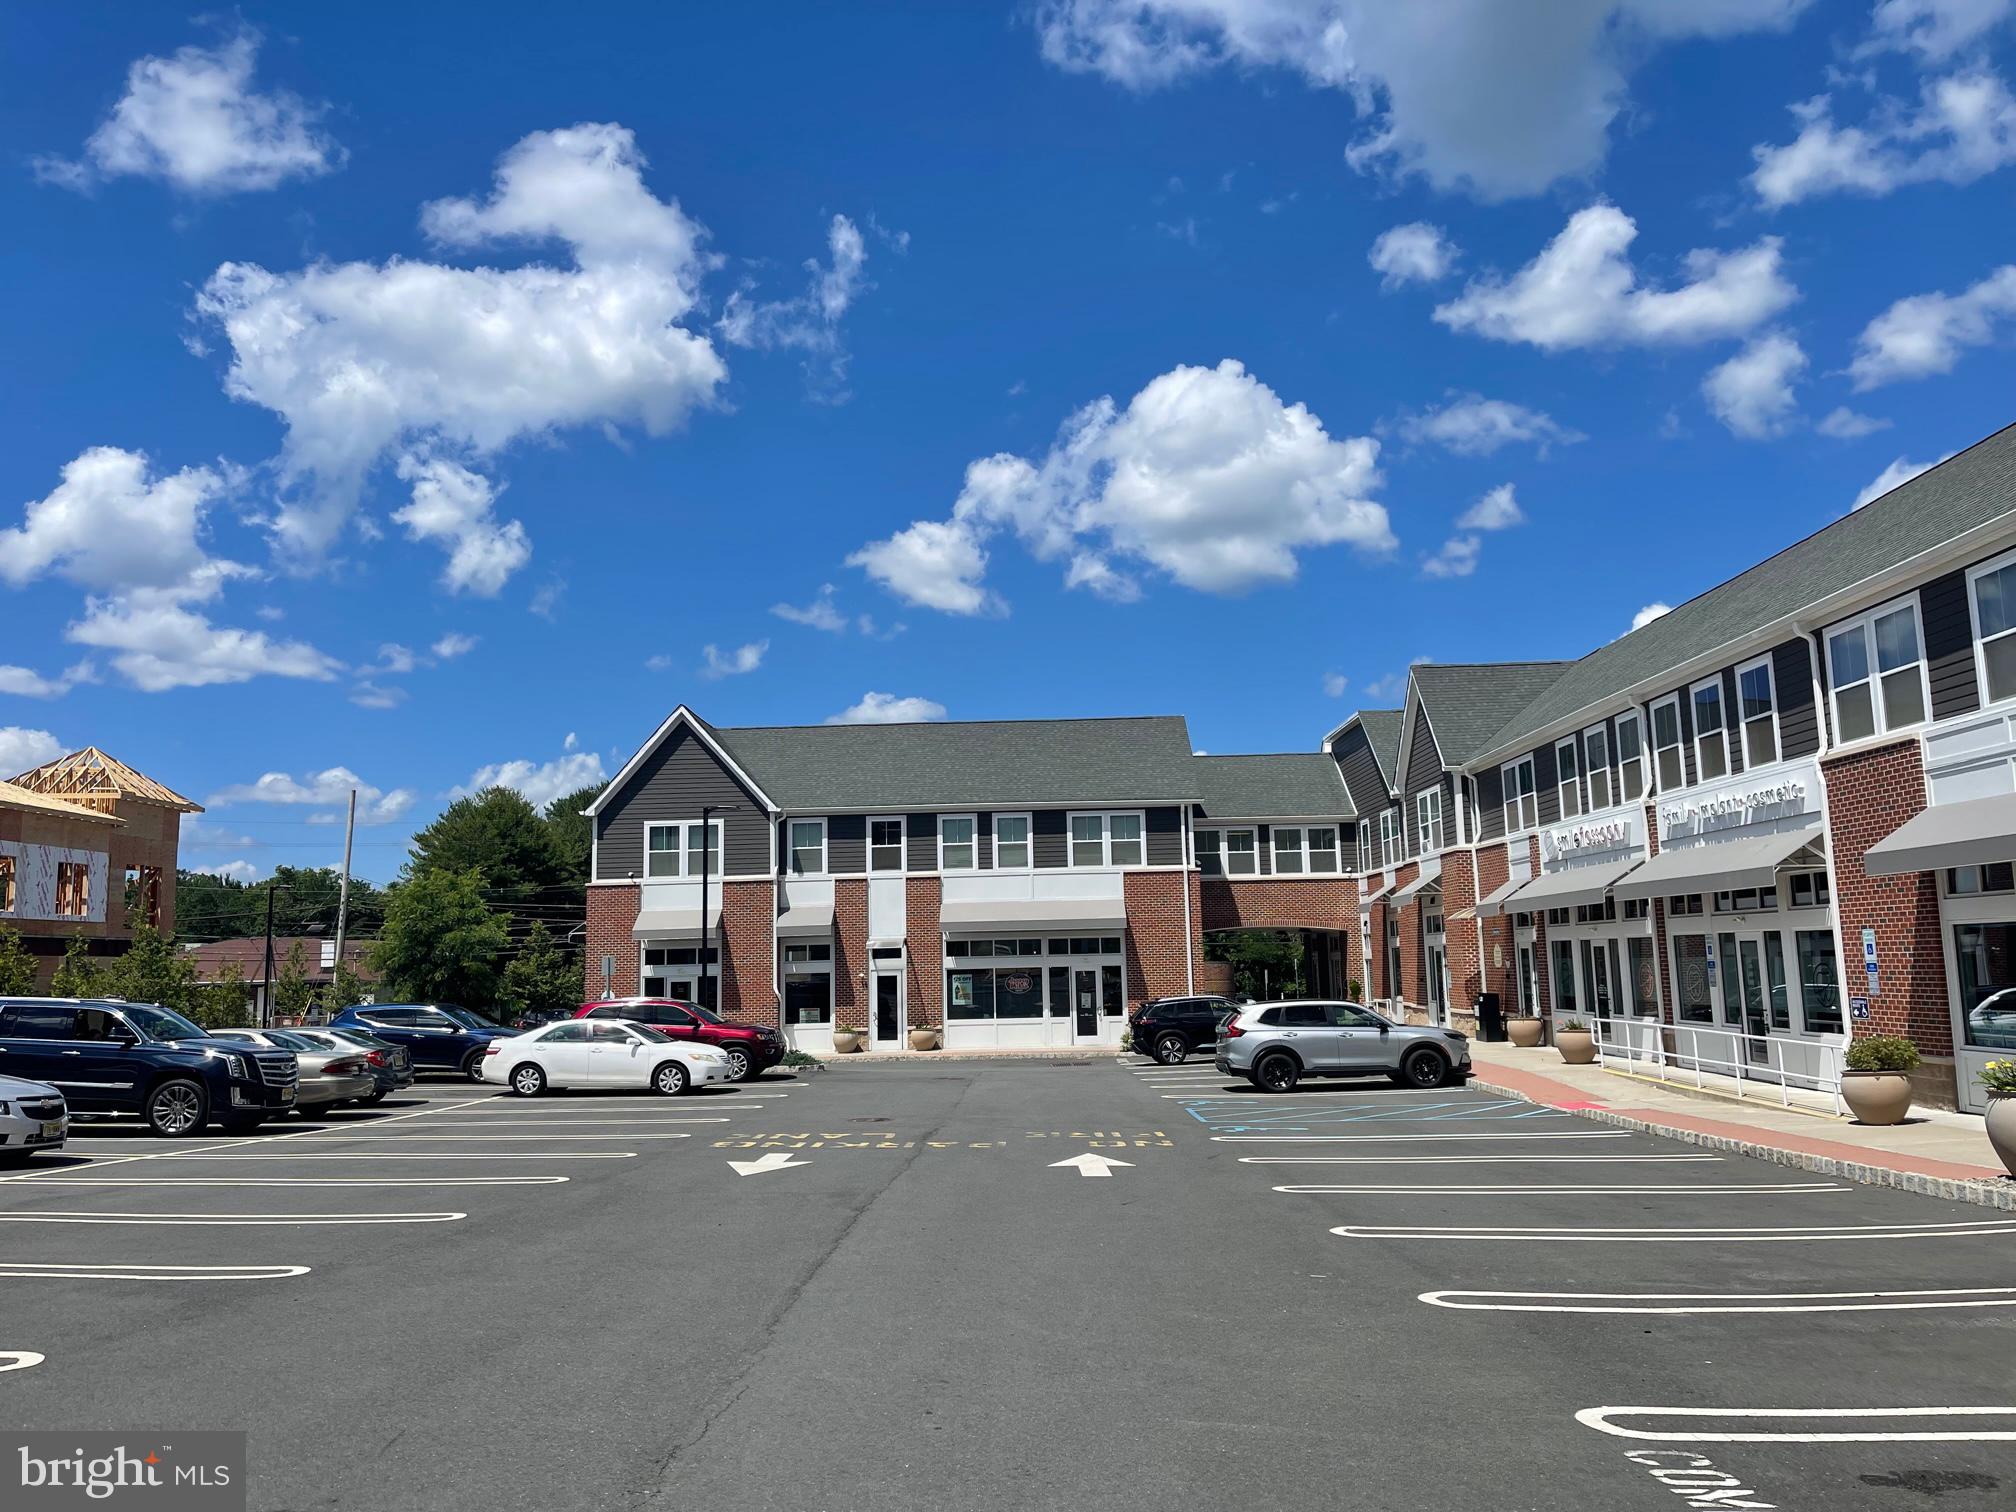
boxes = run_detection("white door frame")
[871,967,906,1049]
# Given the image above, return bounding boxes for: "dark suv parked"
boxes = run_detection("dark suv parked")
[330,1003,518,1081]
[0,997,298,1136]
[1129,995,1237,1065]
[574,998,784,1081]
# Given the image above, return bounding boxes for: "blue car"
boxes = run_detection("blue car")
[328,1003,517,1082]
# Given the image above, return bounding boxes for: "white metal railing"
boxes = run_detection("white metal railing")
[1590,1015,1846,1115]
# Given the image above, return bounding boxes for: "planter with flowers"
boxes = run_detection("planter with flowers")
[1555,1018,1596,1065]
[1980,1058,2016,1177]
[1507,1016,1544,1048]
[1841,1035,1918,1125]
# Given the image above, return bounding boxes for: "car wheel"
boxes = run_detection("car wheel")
[509,1063,547,1097]
[652,1061,689,1097]
[1154,1033,1188,1066]
[724,1046,754,1082]
[144,1078,209,1137]
[1254,1052,1300,1094]
[461,1049,490,1083]
[362,1089,388,1104]
[1400,1047,1451,1089]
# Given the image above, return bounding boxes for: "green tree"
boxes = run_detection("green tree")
[101,922,202,1014]
[174,869,262,940]
[500,920,584,1018]
[328,956,365,1013]
[1212,930,1308,1001]
[0,927,37,994]
[188,960,250,1029]
[372,867,510,1006]
[273,940,314,1021]
[50,933,98,998]
[543,781,601,903]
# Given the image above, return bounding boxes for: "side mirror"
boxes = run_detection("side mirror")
[1377,1022,1390,1033]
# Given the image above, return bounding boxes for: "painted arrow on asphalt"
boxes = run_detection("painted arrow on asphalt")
[727,1152,812,1177]
[1050,1153,1133,1178]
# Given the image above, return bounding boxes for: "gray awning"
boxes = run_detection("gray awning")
[939,898,1127,931]
[1865,792,2016,877]
[1475,872,1533,920]
[1360,878,1395,909]
[1390,859,1442,906]
[1501,856,1644,913]
[632,902,721,942]
[1612,827,1823,901]
[775,902,834,939]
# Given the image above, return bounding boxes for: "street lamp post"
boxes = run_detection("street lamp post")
[699,803,741,1010]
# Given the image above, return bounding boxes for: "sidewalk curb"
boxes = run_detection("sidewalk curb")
[1470,1076,2016,1213]
[816,1050,1126,1067]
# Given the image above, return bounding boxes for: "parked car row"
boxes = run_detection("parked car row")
[478,1017,737,1096]
[1128,994,1474,1092]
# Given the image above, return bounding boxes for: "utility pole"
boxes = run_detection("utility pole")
[261,881,277,1028]
[331,788,357,1013]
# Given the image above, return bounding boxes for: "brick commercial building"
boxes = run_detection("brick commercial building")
[586,421,2016,1114]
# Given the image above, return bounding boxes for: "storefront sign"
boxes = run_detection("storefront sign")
[1657,760,1818,843]
[1542,808,1640,864]
[1861,927,1879,996]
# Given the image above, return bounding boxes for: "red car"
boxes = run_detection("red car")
[573,998,784,1082]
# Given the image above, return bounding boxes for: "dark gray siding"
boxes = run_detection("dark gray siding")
[976,811,993,870]
[1330,727,1392,816]
[1773,640,1820,759]
[1146,806,1183,866]
[1402,710,1444,805]
[1475,765,1505,842]
[1338,824,1358,872]
[1924,568,1982,722]
[595,725,769,879]
[907,813,937,870]
[1534,741,1560,828]
[1722,667,1744,777]
[828,814,866,874]
[1034,809,1067,868]
[1256,822,1273,876]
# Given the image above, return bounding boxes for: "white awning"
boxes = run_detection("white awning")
[1612,827,1823,901]
[938,898,1127,931]
[1865,792,2016,877]
[775,902,834,939]
[631,902,721,942]
[1475,873,1531,920]
[1501,856,1644,913]
[1390,859,1442,906]
[1360,878,1395,909]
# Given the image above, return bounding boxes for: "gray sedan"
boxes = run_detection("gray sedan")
[209,1029,378,1113]
[1215,1001,1472,1093]
[287,1027,415,1102]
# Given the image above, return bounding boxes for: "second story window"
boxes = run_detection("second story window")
[994,814,1031,869]
[1502,757,1537,834]
[1972,552,2016,705]
[1616,711,1645,802]
[1307,826,1339,872]
[1585,725,1611,810]
[1827,599,1927,742]
[788,819,826,876]
[646,820,721,878]
[1273,827,1304,873]
[1069,811,1145,867]
[1415,789,1443,852]
[0,855,14,912]
[1223,827,1258,874]
[1378,806,1401,864]
[1556,738,1582,818]
[870,818,905,872]
[1737,657,1778,767]
[939,816,977,870]
[1273,826,1339,873]
[1651,696,1684,791]
[1691,678,1729,782]
[1357,819,1373,869]
[55,860,89,918]
[1196,829,1222,876]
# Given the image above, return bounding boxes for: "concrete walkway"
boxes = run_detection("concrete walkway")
[1467,1038,2015,1209]
[817,1045,1129,1065]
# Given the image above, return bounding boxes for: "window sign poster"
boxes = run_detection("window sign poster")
[950,973,973,1009]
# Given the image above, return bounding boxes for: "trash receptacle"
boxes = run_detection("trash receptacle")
[1475,991,1505,1042]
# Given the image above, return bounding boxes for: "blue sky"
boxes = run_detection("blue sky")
[4,1,2015,883]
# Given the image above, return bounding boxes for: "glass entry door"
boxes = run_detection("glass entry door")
[872,972,903,1047]
[1425,944,1447,1025]
[1072,968,1100,1038]
[1718,933,1776,1063]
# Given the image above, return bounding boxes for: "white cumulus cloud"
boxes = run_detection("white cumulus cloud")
[1630,602,1673,631]
[0,662,96,700]
[1368,223,1457,287]
[1849,264,2016,387]
[1854,453,1953,509]
[0,728,66,776]
[1817,406,1892,439]
[771,583,849,632]
[1396,394,1584,456]
[34,27,340,195]
[431,632,478,659]
[1421,536,1481,579]
[455,744,609,809]
[718,214,871,401]
[391,455,532,597]
[826,692,949,724]
[1455,483,1526,531]
[1864,0,2012,61]
[208,766,415,825]
[1702,331,1807,439]
[852,359,1391,613]
[1750,71,2016,207]
[700,640,768,678]
[1322,671,1350,697]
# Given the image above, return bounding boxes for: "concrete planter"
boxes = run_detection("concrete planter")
[831,1030,866,1055]
[1555,1029,1596,1065]
[907,1027,941,1051]
[1985,1094,2016,1177]
[1841,1070,1913,1126]
[1507,1018,1544,1048]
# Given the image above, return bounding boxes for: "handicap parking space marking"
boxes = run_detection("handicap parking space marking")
[1276,1181,1850,1195]
[17,1176,571,1187]
[1214,1130,1630,1142]
[1332,1218,2016,1242]
[1423,1286,2016,1315]
[1575,1406,2016,1443]
[0,1210,467,1226]
[0,1351,42,1373]
[1240,1154,1724,1165]
[0,1261,310,1281]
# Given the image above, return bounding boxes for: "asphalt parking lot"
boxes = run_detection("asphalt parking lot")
[2,1058,2012,1511]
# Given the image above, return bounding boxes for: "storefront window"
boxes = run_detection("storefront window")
[1763,934,1790,1030]
[1552,939,1577,1015]
[783,973,832,1025]
[1628,937,1658,1017]
[1673,935,1713,1023]
[1795,930,1842,1034]
[946,938,1123,1021]
[1948,864,2016,896]
[1953,922,2016,1050]
[947,969,994,1020]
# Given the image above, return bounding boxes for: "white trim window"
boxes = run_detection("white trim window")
[1616,711,1645,803]
[1736,655,1779,768]
[1197,828,1223,876]
[869,817,905,873]
[1826,597,1928,743]
[1272,826,1304,873]
[938,815,978,871]
[1356,820,1373,872]
[787,818,827,877]
[1222,826,1259,875]
[1378,806,1401,866]
[1274,825,1339,874]
[1306,825,1340,873]
[1415,789,1444,852]
[1651,695,1684,792]
[1555,737,1582,819]
[1069,811,1145,868]
[645,819,722,878]
[1970,548,2016,707]
[1584,724,1612,811]
[993,812,1031,870]
[1691,676,1730,782]
[1501,757,1538,835]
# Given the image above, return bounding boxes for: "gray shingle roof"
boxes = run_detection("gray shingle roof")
[709,715,1200,809]
[1411,662,1572,766]
[1477,422,2016,762]
[1357,709,1404,786]
[1191,754,1353,820]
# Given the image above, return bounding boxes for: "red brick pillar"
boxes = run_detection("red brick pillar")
[586,884,639,999]
[719,880,778,1025]
[1394,863,1422,1017]
[1442,849,1479,1021]
[1472,844,1514,1017]
[905,878,942,1029]
[1124,870,1198,1007]
[833,879,867,1031]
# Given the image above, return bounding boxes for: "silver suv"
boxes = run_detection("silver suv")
[1215,1000,1472,1093]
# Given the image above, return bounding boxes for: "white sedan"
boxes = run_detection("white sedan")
[479,1019,734,1097]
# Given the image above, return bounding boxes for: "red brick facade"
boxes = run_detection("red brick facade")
[1200,876,1358,933]
[585,883,640,998]
[904,877,943,1029]
[832,878,867,1030]
[1441,847,1479,1020]
[1471,842,1517,1019]
[1126,869,1204,1007]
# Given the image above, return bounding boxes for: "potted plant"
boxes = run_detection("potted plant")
[1507,1015,1544,1048]
[831,1025,866,1054]
[1555,1018,1596,1065]
[907,1025,941,1051]
[1979,1058,2016,1176]
[1841,1034,1919,1125]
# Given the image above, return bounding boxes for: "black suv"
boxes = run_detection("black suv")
[1129,995,1237,1064]
[0,998,299,1137]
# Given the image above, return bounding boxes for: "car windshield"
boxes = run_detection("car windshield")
[265,1031,319,1051]
[330,1028,394,1050]
[440,1008,504,1030]
[685,1004,725,1025]
[120,1004,211,1041]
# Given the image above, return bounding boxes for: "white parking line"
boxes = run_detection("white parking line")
[1,1352,44,1373]
[159,1152,641,1161]
[15,1176,570,1187]
[0,1261,310,1281]
[0,1210,467,1226]
[1214,1131,1630,1143]
[1423,1287,2016,1314]
[1574,1406,2016,1443]
[1333,1219,2016,1242]
[314,1132,697,1141]
[1239,1155,1723,1165]
[395,1119,730,1127]
[1279,1182,1848,1195]
[1168,1091,1543,1101]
